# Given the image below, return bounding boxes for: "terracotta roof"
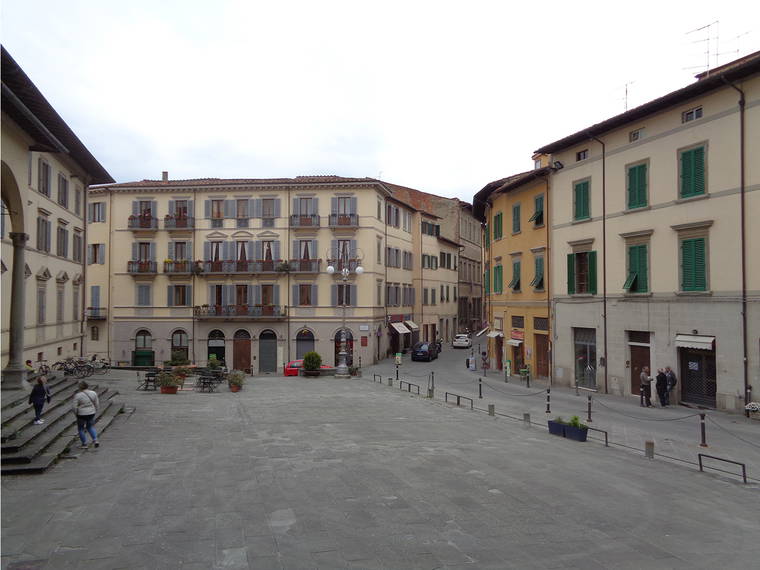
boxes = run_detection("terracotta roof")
[1,46,114,184]
[93,175,384,190]
[472,169,537,222]
[383,182,443,217]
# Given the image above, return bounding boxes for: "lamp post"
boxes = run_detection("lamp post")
[327,248,363,378]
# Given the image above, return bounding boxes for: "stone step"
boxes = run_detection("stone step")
[1,379,88,440]
[1,400,125,475]
[1,373,70,416]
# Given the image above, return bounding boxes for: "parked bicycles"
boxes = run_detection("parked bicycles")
[92,359,111,375]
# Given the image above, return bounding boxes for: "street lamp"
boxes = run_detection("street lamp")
[326,248,363,378]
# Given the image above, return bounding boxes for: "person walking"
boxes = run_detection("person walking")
[28,376,51,424]
[640,366,653,407]
[655,368,668,407]
[73,381,100,449]
[665,366,677,404]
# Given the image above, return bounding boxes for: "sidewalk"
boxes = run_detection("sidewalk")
[1,369,758,569]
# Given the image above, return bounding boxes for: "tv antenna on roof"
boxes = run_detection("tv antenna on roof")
[624,80,635,111]
[685,20,719,73]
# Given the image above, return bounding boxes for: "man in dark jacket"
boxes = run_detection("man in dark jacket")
[28,376,51,424]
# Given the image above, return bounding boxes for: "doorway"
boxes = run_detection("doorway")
[296,329,315,359]
[207,329,225,365]
[495,336,503,370]
[259,330,277,373]
[233,329,252,373]
[133,329,154,366]
[680,348,717,407]
[628,331,651,396]
[535,334,549,377]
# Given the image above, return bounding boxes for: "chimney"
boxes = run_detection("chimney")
[162,171,169,182]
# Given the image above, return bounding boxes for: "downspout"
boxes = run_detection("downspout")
[107,188,113,363]
[544,175,552,387]
[287,186,291,366]
[722,76,749,416]
[191,185,197,365]
[384,198,389,352]
[588,133,608,394]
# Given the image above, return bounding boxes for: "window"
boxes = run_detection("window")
[88,244,105,265]
[91,326,99,341]
[431,289,436,305]
[377,281,382,305]
[236,199,249,227]
[298,284,313,306]
[89,202,105,223]
[262,198,276,220]
[529,195,544,226]
[336,196,351,215]
[512,315,524,328]
[56,287,64,322]
[627,163,648,209]
[682,106,703,123]
[530,256,544,289]
[210,199,224,228]
[623,244,648,293]
[567,251,597,294]
[72,232,82,262]
[135,330,151,348]
[57,174,69,208]
[534,159,541,169]
[629,128,644,142]
[680,145,706,198]
[402,210,411,232]
[681,237,707,291]
[421,221,439,236]
[512,204,521,233]
[376,239,382,264]
[37,288,46,324]
[56,226,68,257]
[377,201,382,220]
[72,285,80,320]
[423,288,429,305]
[36,214,51,252]
[493,213,503,239]
[484,223,490,249]
[74,186,82,215]
[168,285,191,306]
[508,260,521,291]
[136,284,151,306]
[38,159,51,196]
[576,149,588,161]
[493,265,503,294]
[573,180,590,220]
[534,317,548,331]
[334,283,355,306]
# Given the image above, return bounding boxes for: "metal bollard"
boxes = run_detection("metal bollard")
[488,404,495,416]
[523,412,531,428]
[395,364,399,381]
[699,413,708,447]
[586,394,593,423]
[640,384,644,407]
[478,378,483,399]
[427,387,434,399]
[645,440,654,459]
[546,387,551,414]
[387,377,393,387]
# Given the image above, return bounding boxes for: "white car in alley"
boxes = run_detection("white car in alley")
[452,334,472,348]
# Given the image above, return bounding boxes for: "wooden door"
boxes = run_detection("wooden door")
[233,339,251,373]
[630,345,650,395]
[535,334,549,377]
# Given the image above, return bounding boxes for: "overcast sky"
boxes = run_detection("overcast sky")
[2,0,757,201]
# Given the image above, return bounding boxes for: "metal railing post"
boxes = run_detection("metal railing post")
[699,413,708,447]
[546,387,551,414]
[478,377,482,399]
[586,394,593,423]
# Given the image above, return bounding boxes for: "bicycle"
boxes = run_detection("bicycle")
[37,361,51,375]
[92,359,111,375]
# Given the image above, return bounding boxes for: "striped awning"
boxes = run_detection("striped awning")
[486,331,504,338]
[675,334,714,350]
[506,339,523,347]
[390,322,411,335]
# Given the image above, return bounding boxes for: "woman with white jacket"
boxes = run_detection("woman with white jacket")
[73,381,100,449]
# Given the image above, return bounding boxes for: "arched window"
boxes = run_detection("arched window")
[135,329,152,349]
[234,329,251,340]
[296,329,315,359]
[171,330,189,362]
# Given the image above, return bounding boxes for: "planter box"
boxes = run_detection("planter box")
[564,425,588,442]
[547,420,565,437]
[160,386,179,394]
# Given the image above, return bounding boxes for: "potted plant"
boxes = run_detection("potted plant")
[227,370,246,392]
[548,416,565,437]
[276,261,291,273]
[208,354,222,370]
[302,351,322,377]
[564,415,589,442]
[157,371,182,394]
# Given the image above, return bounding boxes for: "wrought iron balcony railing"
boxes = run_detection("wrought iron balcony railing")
[127,260,158,274]
[202,260,285,274]
[289,214,320,228]
[164,216,195,230]
[164,260,193,274]
[193,304,287,318]
[328,213,358,227]
[286,259,321,273]
[127,215,158,230]
[86,307,107,320]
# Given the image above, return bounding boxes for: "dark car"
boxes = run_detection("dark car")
[411,341,438,362]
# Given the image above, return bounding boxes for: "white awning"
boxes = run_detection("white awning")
[675,334,714,350]
[390,322,411,335]
[404,320,419,331]
[475,326,489,337]
[506,339,523,347]
[486,331,504,338]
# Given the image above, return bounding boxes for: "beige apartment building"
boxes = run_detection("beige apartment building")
[86,176,464,372]
[536,51,759,411]
[1,47,113,387]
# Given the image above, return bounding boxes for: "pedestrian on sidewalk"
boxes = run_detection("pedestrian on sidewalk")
[28,376,51,424]
[655,368,668,407]
[73,381,100,449]
[640,366,653,407]
[665,366,677,403]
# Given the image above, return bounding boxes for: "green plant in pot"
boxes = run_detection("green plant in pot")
[302,351,322,377]
[208,354,222,370]
[565,415,589,442]
[157,371,182,394]
[227,370,246,392]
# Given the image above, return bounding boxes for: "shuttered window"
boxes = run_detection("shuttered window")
[493,213,503,239]
[530,256,544,289]
[508,261,521,291]
[573,181,590,220]
[681,238,706,291]
[627,163,648,209]
[623,244,648,293]
[512,203,521,233]
[680,146,705,198]
[493,265,503,294]
[567,251,597,295]
[528,195,544,225]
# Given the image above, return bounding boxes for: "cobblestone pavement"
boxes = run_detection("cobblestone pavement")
[1,364,758,569]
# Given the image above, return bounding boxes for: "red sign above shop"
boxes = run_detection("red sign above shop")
[511,329,524,340]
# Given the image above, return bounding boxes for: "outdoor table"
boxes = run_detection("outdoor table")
[196,376,218,393]
[138,372,159,391]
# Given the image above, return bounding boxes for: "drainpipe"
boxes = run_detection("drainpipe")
[191,185,197,365]
[287,186,291,366]
[544,175,552,387]
[722,76,749,416]
[588,132,608,394]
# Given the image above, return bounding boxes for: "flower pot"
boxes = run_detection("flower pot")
[303,369,320,377]
[547,420,565,437]
[564,425,588,442]
[229,384,241,392]
[160,386,179,394]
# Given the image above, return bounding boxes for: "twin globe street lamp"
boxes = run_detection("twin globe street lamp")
[326,249,363,378]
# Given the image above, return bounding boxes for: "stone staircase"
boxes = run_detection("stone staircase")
[1,376,124,475]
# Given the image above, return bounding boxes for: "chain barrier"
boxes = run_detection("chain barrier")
[481,379,544,397]
[593,398,701,422]
[705,415,760,452]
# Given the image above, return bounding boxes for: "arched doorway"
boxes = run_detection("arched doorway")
[133,329,154,366]
[259,330,277,373]
[334,328,354,367]
[171,330,188,363]
[233,329,252,373]
[207,329,225,365]
[296,329,314,359]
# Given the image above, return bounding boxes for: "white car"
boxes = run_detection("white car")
[452,334,472,348]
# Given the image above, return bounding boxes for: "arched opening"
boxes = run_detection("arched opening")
[171,330,189,364]
[133,329,154,366]
[207,329,225,366]
[296,329,315,359]
[233,329,252,373]
[334,328,354,367]
[259,330,277,373]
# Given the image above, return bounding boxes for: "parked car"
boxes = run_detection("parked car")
[411,342,439,362]
[453,334,472,348]
[284,359,331,376]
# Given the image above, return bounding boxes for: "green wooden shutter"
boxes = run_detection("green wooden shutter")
[682,238,706,291]
[485,224,490,248]
[575,181,589,220]
[589,251,597,295]
[624,245,639,290]
[485,268,490,294]
[681,147,705,198]
[638,244,648,292]
[693,147,705,196]
[628,164,647,209]
[496,266,503,293]
[693,238,706,290]
[513,204,520,233]
[567,253,575,294]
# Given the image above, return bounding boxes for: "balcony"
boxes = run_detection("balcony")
[127,215,158,231]
[164,260,194,275]
[201,260,285,275]
[325,258,360,272]
[328,213,358,228]
[193,304,287,319]
[127,260,158,275]
[286,259,321,273]
[86,307,107,320]
[164,215,195,230]
[290,214,320,228]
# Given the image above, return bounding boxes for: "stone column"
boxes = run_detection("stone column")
[2,232,29,390]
